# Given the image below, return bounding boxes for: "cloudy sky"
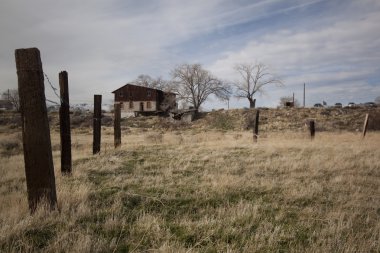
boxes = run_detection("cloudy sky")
[1,0,380,109]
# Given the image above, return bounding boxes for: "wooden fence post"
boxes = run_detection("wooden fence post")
[93,95,102,154]
[309,120,315,140]
[362,113,369,138]
[59,71,72,174]
[114,103,121,148]
[15,48,57,212]
[253,110,260,143]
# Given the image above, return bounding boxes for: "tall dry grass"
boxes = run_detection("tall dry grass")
[0,127,379,252]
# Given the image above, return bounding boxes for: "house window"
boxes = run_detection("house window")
[147,101,151,109]
[129,101,133,109]
[119,91,124,97]
[147,90,151,97]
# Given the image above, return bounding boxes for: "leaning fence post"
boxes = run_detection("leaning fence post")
[59,71,72,174]
[114,103,121,148]
[309,120,315,140]
[362,113,369,138]
[253,110,260,143]
[93,95,102,154]
[15,48,57,213]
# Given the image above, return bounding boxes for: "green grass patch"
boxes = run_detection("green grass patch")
[24,224,57,249]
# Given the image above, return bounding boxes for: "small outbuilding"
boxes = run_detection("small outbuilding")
[112,84,177,115]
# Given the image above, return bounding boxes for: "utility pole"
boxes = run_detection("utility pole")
[7,89,10,101]
[292,92,295,105]
[303,83,306,108]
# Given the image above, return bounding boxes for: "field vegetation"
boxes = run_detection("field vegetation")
[0,109,379,252]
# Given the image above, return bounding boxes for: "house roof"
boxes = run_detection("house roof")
[112,83,158,93]
[112,83,176,95]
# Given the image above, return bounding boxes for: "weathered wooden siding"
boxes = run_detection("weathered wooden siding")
[114,84,159,102]
[113,84,176,113]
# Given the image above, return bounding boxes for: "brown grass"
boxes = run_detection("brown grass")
[0,126,379,252]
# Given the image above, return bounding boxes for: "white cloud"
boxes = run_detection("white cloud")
[208,6,380,106]
[211,11,380,77]
[0,0,379,107]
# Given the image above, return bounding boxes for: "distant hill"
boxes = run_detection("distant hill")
[193,107,380,132]
[117,107,380,132]
[1,107,379,132]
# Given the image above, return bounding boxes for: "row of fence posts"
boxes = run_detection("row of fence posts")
[252,112,316,141]
[14,48,123,213]
[253,116,368,141]
[92,95,122,154]
[14,47,372,213]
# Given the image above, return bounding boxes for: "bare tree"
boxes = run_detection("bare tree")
[133,74,174,92]
[234,63,282,108]
[133,74,153,87]
[375,96,380,105]
[172,63,230,113]
[1,89,20,111]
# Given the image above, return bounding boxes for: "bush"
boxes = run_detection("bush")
[145,133,163,143]
[209,113,235,130]
[368,111,380,130]
[101,116,113,126]
[0,137,22,156]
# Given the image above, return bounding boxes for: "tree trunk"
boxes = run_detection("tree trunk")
[249,98,256,108]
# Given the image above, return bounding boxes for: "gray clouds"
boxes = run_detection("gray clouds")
[0,0,379,107]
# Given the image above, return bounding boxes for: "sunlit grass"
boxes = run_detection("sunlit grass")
[0,126,379,252]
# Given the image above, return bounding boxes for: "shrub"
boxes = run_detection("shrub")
[145,133,163,143]
[0,138,22,156]
[209,113,235,130]
[368,111,380,130]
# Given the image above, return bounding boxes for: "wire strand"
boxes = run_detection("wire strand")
[44,72,68,106]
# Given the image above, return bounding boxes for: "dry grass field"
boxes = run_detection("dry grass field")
[0,111,379,252]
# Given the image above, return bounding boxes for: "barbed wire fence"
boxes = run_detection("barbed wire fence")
[44,72,64,106]
[43,72,112,111]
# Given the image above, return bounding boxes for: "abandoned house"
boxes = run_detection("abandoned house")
[112,84,177,115]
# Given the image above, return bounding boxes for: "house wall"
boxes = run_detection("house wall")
[118,101,157,112]
[113,84,176,113]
